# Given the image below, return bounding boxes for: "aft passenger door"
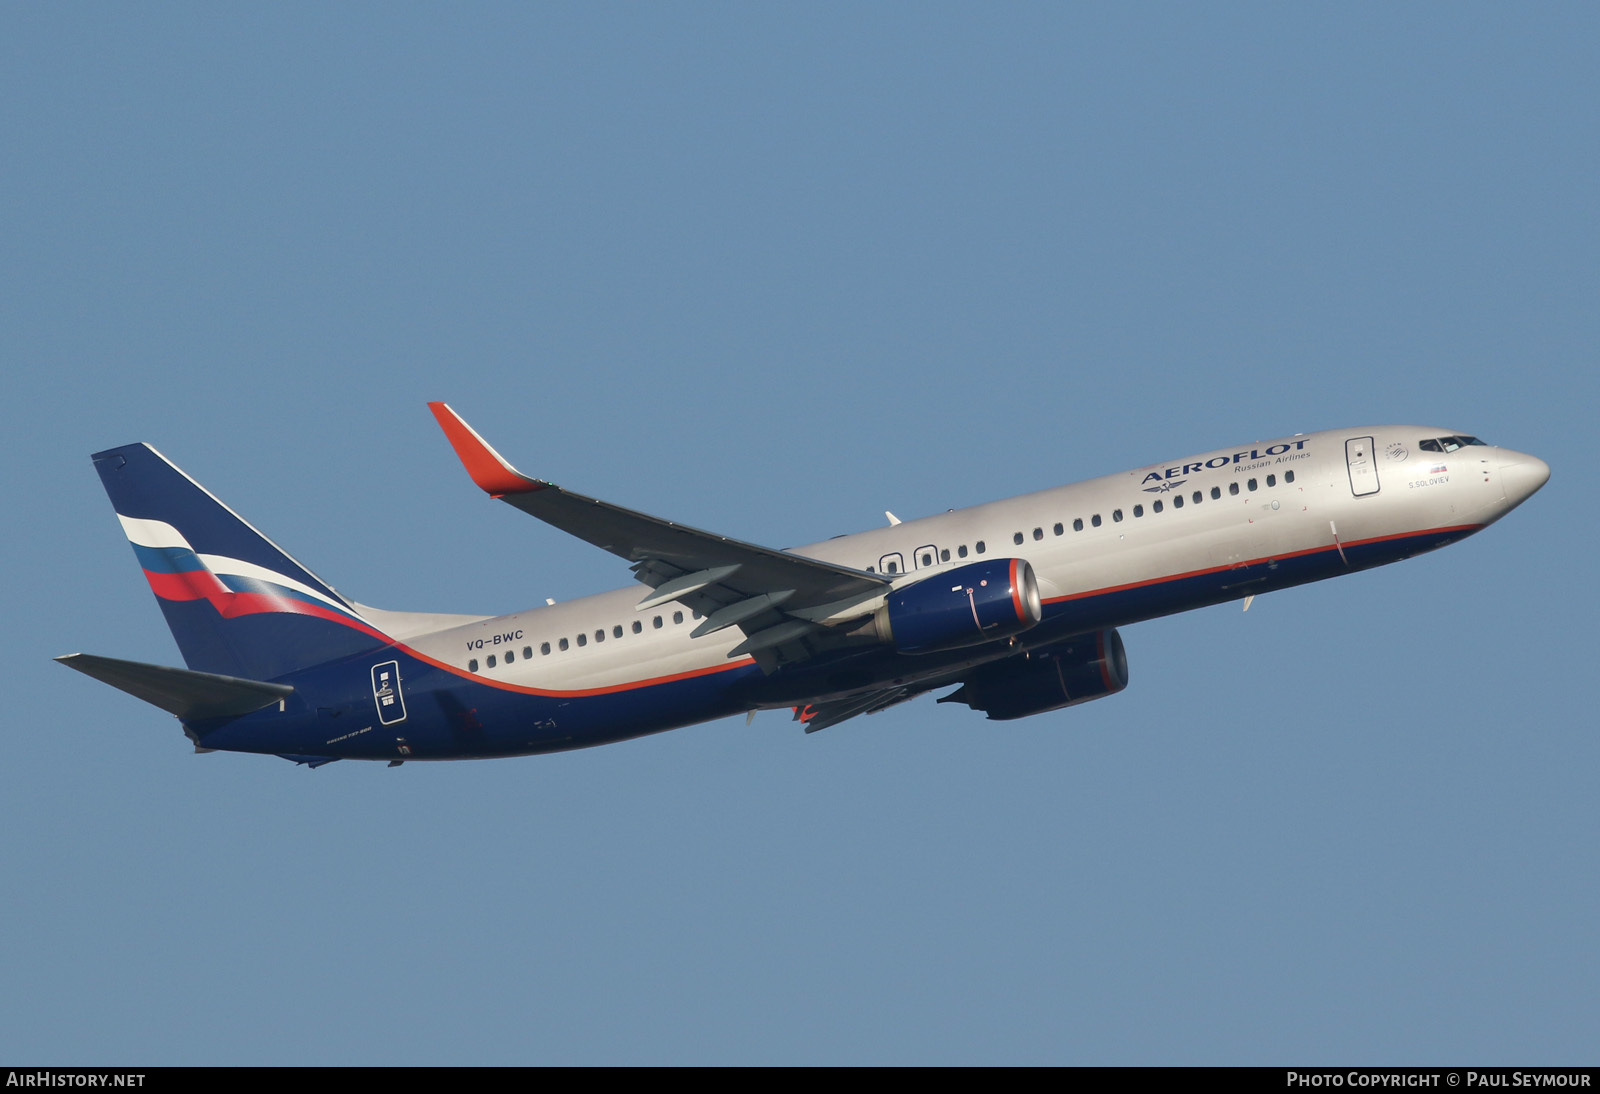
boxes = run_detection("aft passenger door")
[371,661,407,725]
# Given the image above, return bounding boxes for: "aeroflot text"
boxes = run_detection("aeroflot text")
[1141,440,1311,484]
[1287,1076,1590,1089]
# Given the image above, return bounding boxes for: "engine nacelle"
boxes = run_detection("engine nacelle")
[938,628,1129,720]
[876,558,1042,654]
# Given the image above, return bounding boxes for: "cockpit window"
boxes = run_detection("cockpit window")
[1420,435,1487,453]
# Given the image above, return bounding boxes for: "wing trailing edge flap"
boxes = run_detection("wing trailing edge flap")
[794,687,919,733]
[430,403,892,665]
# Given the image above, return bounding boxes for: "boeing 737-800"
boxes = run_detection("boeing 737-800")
[58,405,1549,767]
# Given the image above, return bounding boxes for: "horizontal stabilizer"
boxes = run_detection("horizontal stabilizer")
[55,653,294,721]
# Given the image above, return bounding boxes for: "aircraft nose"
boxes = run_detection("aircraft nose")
[1499,449,1551,506]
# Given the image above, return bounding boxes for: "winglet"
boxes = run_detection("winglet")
[428,402,545,497]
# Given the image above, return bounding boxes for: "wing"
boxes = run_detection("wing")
[429,403,891,667]
[792,686,923,733]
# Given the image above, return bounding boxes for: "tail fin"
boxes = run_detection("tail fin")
[92,443,392,680]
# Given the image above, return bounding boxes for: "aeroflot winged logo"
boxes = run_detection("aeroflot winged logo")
[1138,438,1313,486]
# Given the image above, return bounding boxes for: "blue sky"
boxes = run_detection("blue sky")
[3,4,1595,1064]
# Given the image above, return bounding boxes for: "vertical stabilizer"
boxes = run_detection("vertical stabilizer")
[92,443,392,680]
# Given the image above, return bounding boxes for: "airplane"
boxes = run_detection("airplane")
[57,406,1549,767]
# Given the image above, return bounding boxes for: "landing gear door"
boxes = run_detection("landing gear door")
[1346,437,1380,497]
[372,660,407,725]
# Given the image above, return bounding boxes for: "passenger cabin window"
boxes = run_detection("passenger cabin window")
[1285,470,1295,483]
[1134,504,1144,517]
[1266,474,1276,487]
[1091,513,1102,527]
[468,658,479,672]
[504,651,514,664]
[1229,482,1240,496]
[594,629,604,643]
[1153,500,1164,513]
[1053,522,1063,536]
[1032,528,1043,541]
[523,646,532,659]
[653,616,663,629]
[1112,509,1123,522]
[673,611,684,624]
[632,621,642,634]
[958,545,968,558]
[920,550,934,566]
[1173,495,1184,509]
[559,638,569,651]
[1073,518,1083,532]
[577,633,587,647]
[487,654,496,668]
[614,625,623,639]
[1247,478,1258,491]
[976,541,986,554]
[1211,486,1221,500]
[1013,532,1024,545]
[541,642,551,655]
[940,548,950,562]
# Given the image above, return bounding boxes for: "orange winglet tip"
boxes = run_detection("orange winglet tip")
[427,402,544,497]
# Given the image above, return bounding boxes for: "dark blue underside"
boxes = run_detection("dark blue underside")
[190,526,1473,762]
[195,651,758,761]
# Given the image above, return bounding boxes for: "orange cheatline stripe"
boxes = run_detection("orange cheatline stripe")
[396,640,758,699]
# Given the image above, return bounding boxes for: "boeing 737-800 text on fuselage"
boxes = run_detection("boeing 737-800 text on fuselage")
[58,405,1549,767]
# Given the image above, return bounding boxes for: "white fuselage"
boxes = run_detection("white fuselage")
[403,426,1545,701]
